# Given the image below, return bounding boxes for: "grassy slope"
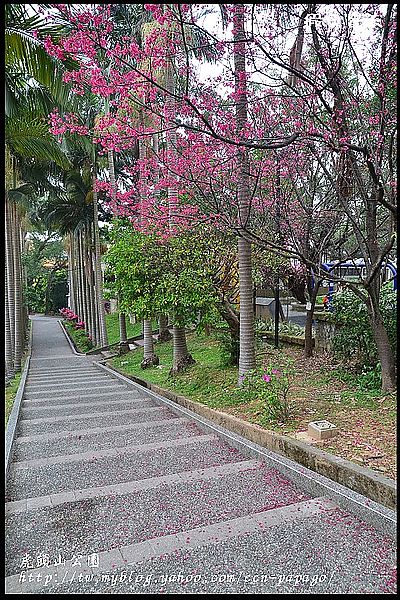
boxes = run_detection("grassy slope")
[5,371,22,427]
[111,332,396,478]
[63,314,157,352]
[112,333,243,410]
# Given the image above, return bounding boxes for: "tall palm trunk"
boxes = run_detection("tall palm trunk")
[5,261,13,379]
[67,233,75,312]
[5,198,15,376]
[158,314,172,342]
[12,201,23,371]
[81,228,90,330]
[19,223,28,342]
[107,144,125,351]
[78,230,86,323]
[134,124,159,364]
[153,133,172,344]
[165,58,194,374]
[83,225,94,337]
[90,223,99,346]
[118,307,129,354]
[92,149,108,347]
[76,230,85,322]
[234,4,256,381]
[141,319,159,368]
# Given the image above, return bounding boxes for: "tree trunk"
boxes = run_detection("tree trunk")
[5,249,13,379]
[234,4,256,382]
[158,314,172,342]
[11,201,23,371]
[141,319,159,368]
[118,301,129,355]
[165,56,194,371]
[304,280,320,358]
[77,230,86,323]
[68,234,75,313]
[90,224,99,346]
[19,224,28,342]
[5,198,15,376]
[107,143,127,351]
[92,150,108,347]
[367,292,396,393]
[84,225,94,338]
[75,230,84,322]
[170,324,195,375]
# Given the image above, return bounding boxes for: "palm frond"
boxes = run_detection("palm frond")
[6,114,72,170]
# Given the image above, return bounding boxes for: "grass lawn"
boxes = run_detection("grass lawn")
[104,314,157,345]
[5,369,22,427]
[111,332,397,480]
[63,314,158,352]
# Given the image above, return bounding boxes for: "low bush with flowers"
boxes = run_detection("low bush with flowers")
[60,308,85,330]
[59,308,93,351]
[240,359,294,424]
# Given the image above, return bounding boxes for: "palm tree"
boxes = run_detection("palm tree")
[162,23,195,374]
[92,148,109,348]
[137,132,159,367]
[5,3,75,374]
[40,160,105,345]
[233,5,256,381]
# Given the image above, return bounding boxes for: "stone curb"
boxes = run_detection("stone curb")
[261,333,313,347]
[100,363,396,512]
[5,321,33,478]
[85,330,160,355]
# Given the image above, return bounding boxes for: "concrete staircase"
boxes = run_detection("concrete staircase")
[5,316,396,594]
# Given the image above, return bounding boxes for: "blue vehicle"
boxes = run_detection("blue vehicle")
[313,259,397,301]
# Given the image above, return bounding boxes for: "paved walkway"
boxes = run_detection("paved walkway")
[5,316,396,594]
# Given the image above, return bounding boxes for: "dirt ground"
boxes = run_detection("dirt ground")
[228,346,397,481]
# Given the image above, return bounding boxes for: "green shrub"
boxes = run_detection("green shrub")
[215,327,239,367]
[255,317,305,337]
[64,321,93,353]
[240,358,294,423]
[330,283,397,368]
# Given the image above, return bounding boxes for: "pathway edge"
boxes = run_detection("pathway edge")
[5,319,33,478]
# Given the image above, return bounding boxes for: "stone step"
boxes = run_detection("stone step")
[29,359,88,368]
[13,417,194,461]
[9,496,391,595]
[27,367,103,376]
[17,405,175,437]
[5,461,312,578]
[24,383,127,399]
[6,436,246,501]
[26,372,110,383]
[21,397,155,420]
[24,378,115,391]
[28,366,95,375]
[22,389,148,406]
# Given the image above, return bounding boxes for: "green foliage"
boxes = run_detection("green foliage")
[22,234,68,313]
[5,370,23,427]
[255,317,305,337]
[105,222,219,326]
[330,284,397,367]
[105,223,167,318]
[324,365,384,407]
[239,359,294,424]
[215,327,239,367]
[64,321,93,353]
